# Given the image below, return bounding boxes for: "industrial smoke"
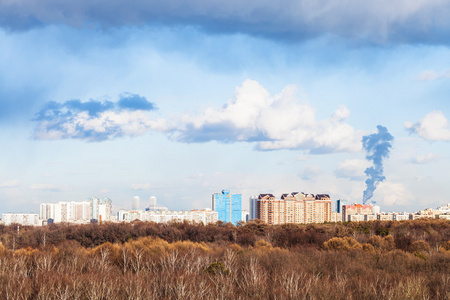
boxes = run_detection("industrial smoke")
[362,125,394,204]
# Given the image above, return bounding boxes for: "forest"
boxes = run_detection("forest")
[0,219,448,299]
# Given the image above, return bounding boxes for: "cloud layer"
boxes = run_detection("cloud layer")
[0,180,21,188]
[1,0,450,45]
[32,80,362,153]
[335,159,371,181]
[411,153,440,164]
[418,69,450,81]
[131,183,152,190]
[29,183,69,192]
[373,181,412,207]
[33,94,158,142]
[405,111,450,141]
[165,80,362,154]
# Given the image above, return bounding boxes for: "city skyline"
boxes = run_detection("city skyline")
[1,1,450,214]
[2,189,447,218]
[3,192,448,227]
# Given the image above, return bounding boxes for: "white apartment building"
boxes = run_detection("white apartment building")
[40,197,112,223]
[2,213,41,226]
[348,214,365,222]
[437,203,450,214]
[241,210,249,223]
[393,214,410,221]
[40,201,91,223]
[437,214,450,220]
[364,214,378,221]
[117,209,218,224]
[89,197,112,221]
[330,212,342,223]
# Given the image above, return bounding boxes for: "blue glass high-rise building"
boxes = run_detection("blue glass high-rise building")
[212,190,242,225]
[336,199,347,213]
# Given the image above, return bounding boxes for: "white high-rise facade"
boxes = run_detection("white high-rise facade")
[40,201,91,223]
[132,196,140,210]
[117,208,218,224]
[2,213,41,226]
[149,196,157,209]
[98,198,112,221]
[40,198,111,223]
[89,197,100,221]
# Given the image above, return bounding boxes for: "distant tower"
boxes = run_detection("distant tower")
[132,196,140,211]
[145,196,168,211]
[149,196,157,210]
[89,197,100,220]
[249,196,257,220]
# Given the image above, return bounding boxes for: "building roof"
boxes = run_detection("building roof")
[258,194,275,199]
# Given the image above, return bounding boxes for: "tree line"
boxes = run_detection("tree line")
[1,219,449,251]
[0,219,448,299]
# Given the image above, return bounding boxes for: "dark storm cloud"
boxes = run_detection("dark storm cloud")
[0,1,450,45]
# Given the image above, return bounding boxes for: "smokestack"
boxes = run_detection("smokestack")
[362,125,394,204]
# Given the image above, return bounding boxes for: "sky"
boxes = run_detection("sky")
[1,0,450,214]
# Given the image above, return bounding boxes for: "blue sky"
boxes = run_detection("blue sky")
[1,0,450,214]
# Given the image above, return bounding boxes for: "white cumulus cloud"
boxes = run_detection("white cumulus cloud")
[33,94,161,142]
[372,181,413,207]
[404,111,450,141]
[334,159,371,180]
[34,110,160,141]
[166,79,363,154]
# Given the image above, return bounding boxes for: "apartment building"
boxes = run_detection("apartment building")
[342,204,373,222]
[2,213,41,226]
[212,190,242,225]
[117,208,218,224]
[40,197,111,223]
[255,192,331,225]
